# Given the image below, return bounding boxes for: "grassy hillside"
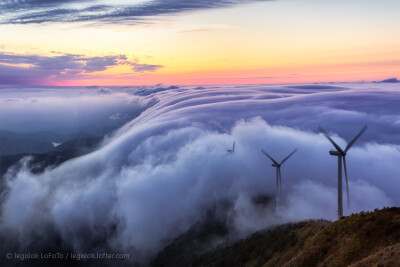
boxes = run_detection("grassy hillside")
[285,207,400,267]
[153,207,400,267]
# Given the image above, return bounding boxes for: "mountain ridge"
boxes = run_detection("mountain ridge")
[153,207,400,267]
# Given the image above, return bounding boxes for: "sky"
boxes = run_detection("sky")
[0,0,400,86]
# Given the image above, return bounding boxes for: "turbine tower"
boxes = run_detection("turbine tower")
[318,125,367,219]
[261,148,297,215]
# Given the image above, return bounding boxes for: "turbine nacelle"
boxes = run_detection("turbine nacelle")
[329,150,345,156]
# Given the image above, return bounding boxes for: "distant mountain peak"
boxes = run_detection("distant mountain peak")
[376,78,400,83]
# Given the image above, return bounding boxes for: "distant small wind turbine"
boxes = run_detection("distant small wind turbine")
[52,142,62,148]
[261,148,297,215]
[319,125,367,219]
[227,141,235,154]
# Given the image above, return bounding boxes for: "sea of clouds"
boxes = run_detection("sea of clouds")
[1,82,400,263]
[0,85,155,135]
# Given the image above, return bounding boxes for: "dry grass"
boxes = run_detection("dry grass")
[184,207,400,267]
[349,243,400,267]
[286,207,400,267]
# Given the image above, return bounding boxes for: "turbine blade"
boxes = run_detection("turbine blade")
[233,141,235,151]
[343,156,350,209]
[344,125,367,152]
[261,149,279,165]
[280,148,298,165]
[318,126,343,153]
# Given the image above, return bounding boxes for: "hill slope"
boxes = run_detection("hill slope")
[285,208,400,267]
[153,208,400,267]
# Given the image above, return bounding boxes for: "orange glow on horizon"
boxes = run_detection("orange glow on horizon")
[49,58,400,87]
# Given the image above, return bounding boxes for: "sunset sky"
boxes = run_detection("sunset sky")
[0,0,399,86]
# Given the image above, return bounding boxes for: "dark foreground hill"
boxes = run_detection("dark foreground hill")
[0,130,100,156]
[0,136,102,176]
[0,136,102,193]
[153,207,400,267]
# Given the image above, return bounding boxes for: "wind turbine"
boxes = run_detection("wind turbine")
[261,148,297,215]
[318,125,367,219]
[226,141,235,154]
